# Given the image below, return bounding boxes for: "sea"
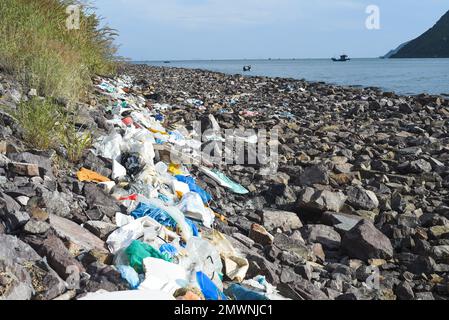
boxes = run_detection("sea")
[139,58,449,96]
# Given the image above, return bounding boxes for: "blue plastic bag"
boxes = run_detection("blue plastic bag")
[185,218,199,237]
[175,176,212,204]
[225,284,269,301]
[131,202,177,229]
[196,271,227,301]
[159,243,178,259]
[117,265,140,289]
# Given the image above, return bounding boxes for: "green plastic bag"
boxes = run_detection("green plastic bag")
[125,240,172,274]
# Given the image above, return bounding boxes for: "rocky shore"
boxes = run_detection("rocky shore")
[1,63,449,300]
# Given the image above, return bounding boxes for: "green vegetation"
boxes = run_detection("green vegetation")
[0,0,117,163]
[0,0,118,102]
[11,98,93,163]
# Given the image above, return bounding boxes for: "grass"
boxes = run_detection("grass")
[0,0,118,163]
[11,98,93,163]
[0,0,118,103]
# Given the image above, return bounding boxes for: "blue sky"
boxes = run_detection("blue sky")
[93,0,449,60]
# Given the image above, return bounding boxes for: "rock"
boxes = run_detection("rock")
[83,221,117,240]
[322,211,363,232]
[8,152,53,177]
[7,162,39,177]
[84,184,121,218]
[274,233,311,260]
[297,187,347,213]
[409,160,433,174]
[262,209,302,233]
[341,220,394,261]
[295,263,313,281]
[249,223,274,246]
[41,191,72,218]
[431,246,449,263]
[396,253,435,275]
[49,214,107,253]
[23,220,50,235]
[231,233,255,248]
[298,164,329,186]
[1,210,30,232]
[301,225,341,250]
[429,225,449,239]
[30,234,85,282]
[0,260,33,300]
[346,186,379,211]
[246,254,280,285]
[396,281,415,300]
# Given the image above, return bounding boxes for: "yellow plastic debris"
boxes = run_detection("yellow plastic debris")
[77,168,111,183]
[168,163,183,176]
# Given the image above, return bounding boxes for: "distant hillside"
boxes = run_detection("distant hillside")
[382,41,410,59]
[391,10,449,58]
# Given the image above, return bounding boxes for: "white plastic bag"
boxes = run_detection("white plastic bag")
[93,132,122,161]
[177,192,214,228]
[139,258,189,295]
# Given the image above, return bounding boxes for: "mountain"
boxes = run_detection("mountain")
[382,41,410,59]
[390,10,449,58]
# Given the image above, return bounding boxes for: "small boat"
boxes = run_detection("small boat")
[243,65,252,72]
[332,54,350,62]
[163,61,171,64]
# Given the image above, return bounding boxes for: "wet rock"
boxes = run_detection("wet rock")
[342,220,394,261]
[346,186,379,211]
[301,225,341,250]
[262,209,302,233]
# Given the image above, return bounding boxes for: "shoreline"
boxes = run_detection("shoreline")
[129,61,449,98]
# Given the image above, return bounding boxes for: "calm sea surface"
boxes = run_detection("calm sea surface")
[139,58,449,96]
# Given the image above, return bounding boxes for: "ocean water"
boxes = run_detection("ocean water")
[139,58,449,96]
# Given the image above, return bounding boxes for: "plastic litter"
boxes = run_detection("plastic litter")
[196,271,227,301]
[175,175,212,204]
[159,243,178,260]
[177,192,214,228]
[93,132,122,160]
[77,168,111,183]
[199,167,249,195]
[112,160,127,179]
[125,240,172,274]
[117,265,140,289]
[224,284,269,301]
[204,231,249,282]
[115,212,135,227]
[139,257,188,295]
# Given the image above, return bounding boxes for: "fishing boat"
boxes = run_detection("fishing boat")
[332,54,350,62]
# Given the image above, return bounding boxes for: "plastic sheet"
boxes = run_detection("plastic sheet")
[199,167,249,195]
[77,168,111,183]
[125,240,172,274]
[175,175,212,204]
[177,192,214,228]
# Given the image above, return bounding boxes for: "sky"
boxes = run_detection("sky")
[93,0,449,60]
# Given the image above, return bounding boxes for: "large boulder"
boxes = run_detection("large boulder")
[262,209,302,233]
[297,165,330,186]
[341,220,394,261]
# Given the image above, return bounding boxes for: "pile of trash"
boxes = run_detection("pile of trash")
[77,77,287,300]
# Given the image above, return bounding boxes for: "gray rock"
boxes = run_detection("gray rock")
[301,225,341,250]
[23,220,50,235]
[342,219,394,261]
[321,211,363,232]
[41,191,72,218]
[1,210,30,232]
[297,187,347,213]
[262,209,302,233]
[396,281,415,300]
[346,186,379,211]
[298,165,329,186]
[8,151,53,177]
[0,260,33,300]
[83,221,117,240]
[84,184,121,218]
[274,233,311,260]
